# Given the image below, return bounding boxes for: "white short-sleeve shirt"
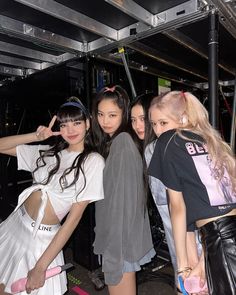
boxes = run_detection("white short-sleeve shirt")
[15,145,105,235]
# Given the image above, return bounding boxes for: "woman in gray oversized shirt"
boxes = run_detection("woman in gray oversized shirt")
[92,85,155,295]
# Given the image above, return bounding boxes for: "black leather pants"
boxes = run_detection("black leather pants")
[200,215,236,295]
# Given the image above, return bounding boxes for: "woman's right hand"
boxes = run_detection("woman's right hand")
[25,266,46,294]
[35,116,61,141]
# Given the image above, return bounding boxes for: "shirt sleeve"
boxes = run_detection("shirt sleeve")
[148,138,182,192]
[16,144,43,172]
[101,137,142,283]
[109,144,140,233]
[145,141,168,206]
[144,141,155,167]
[73,153,105,203]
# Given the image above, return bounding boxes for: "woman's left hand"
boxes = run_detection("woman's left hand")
[188,257,208,295]
[25,267,46,294]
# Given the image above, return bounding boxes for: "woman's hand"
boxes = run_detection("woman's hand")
[25,266,46,294]
[0,284,12,295]
[177,266,192,293]
[35,115,61,141]
[187,253,208,295]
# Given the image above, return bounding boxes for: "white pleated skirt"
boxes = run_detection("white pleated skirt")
[0,206,67,295]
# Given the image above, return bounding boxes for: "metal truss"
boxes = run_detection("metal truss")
[0,0,233,84]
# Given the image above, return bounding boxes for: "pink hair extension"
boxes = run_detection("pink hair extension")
[104,86,116,93]
[181,90,187,101]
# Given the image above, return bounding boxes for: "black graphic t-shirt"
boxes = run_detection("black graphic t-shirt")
[148,129,236,230]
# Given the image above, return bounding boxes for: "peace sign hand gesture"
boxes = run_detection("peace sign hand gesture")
[35,115,61,141]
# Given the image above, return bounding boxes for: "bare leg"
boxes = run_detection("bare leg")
[108,272,136,295]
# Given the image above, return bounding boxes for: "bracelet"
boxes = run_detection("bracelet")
[177,266,192,275]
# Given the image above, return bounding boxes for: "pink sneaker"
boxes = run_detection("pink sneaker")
[184,276,208,293]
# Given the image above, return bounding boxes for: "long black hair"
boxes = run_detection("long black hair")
[32,97,94,196]
[91,85,130,158]
[129,91,156,154]
[129,92,157,210]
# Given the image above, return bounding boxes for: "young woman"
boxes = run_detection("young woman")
[130,92,156,150]
[130,92,177,274]
[92,85,155,295]
[131,93,203,294]
[148,91,236,295]
[0,98,105,295]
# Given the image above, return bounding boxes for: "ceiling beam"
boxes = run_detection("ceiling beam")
[0,0,211,84]
[206,0,236,39]
[0,54,46,70]
[98,52,202,89]
[88,0,208,54]
[118,0,204,40]
[13,0,118,40]
[164,29,236,75]
[0,65,24,77]
[0,15,84,53]
[105,0,155,27]
[128,41,208,80]
[0,41,58,63]
[11,0,208,55]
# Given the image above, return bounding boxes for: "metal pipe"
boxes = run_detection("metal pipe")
[208,10,219,129]
[85,56,91,111]
[230,77,236,152]
[118,47,137,99]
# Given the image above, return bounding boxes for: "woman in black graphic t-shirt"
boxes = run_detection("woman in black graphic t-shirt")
[148,91,236,295]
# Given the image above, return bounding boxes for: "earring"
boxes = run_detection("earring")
[181,115,188,124]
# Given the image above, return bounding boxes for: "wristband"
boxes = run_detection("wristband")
[178,276,189,295]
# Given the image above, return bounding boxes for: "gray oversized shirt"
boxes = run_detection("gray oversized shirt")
[93,132,153,285]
